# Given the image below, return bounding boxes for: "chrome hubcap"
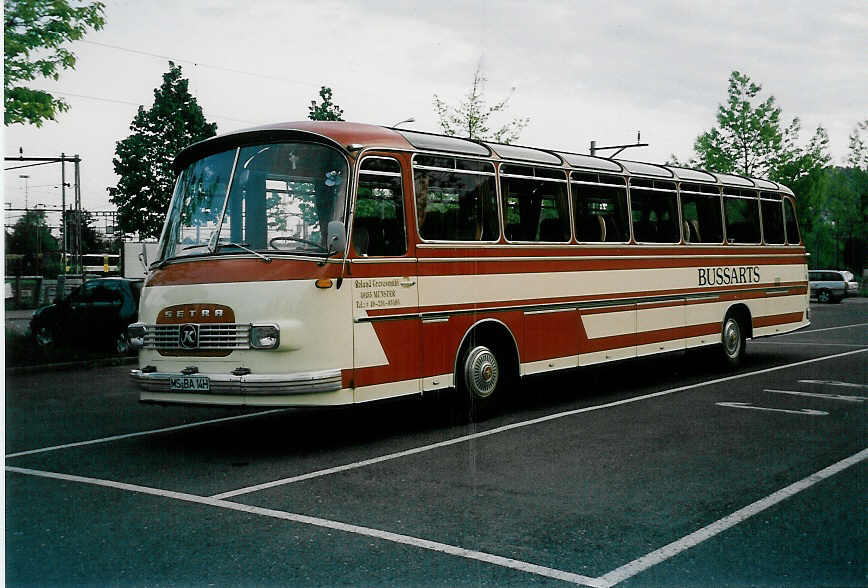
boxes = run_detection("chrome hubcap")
[723,319,741,358]
[465,346,499,399]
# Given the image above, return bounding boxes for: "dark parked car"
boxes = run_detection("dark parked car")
[808,269,859,303]
[31,277,143,353]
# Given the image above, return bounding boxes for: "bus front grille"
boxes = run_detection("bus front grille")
[142,324,251,351]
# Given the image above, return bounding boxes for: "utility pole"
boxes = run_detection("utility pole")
[74,154,82,278]
[18,174,30,209]
[61,154,67,270]
[4,152,85,290]
[59,154,67,298]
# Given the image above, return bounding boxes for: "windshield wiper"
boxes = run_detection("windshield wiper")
[267,236,331,255]
[215,242,272,263]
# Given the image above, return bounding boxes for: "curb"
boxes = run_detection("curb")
[6,356,138,376]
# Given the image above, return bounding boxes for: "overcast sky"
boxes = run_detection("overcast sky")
[3,0,866,229]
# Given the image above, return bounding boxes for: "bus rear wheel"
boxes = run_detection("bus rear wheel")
[721,314,746,367]
[461,344,502,421]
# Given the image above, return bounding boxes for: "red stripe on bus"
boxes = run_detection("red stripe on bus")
[351,308,805,388]
[146,258,341,286]
[753,312,804,328]
[362,282,807,318]
[416,256,807,276]
[416,245,805,258]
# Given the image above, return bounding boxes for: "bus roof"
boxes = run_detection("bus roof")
[174,121,795,195]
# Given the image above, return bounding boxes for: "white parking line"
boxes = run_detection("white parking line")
[596,447,868,587]
[799,380,868,389]
[5,410,288,458]
[4,466,605,587]
[716,402,827,416]
[766,389,866,402]
[750,341,864,347]
[7,347,865,468]
[213,348,868,499]
[777,322,868,336]
[8,447,867,587]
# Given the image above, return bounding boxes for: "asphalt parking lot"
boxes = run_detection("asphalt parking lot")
[5,300,867,586]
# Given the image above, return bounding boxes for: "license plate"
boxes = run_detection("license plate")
[169,375,210,392]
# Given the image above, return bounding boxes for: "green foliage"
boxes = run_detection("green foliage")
[63,209,104,254]
[5,210,61,275]
[108,62,218,239]
[433,64,529,144]
[4,0,105,126]
[848,119,868,170]
[308,86,344,121]
[689,71,830,180]
[790,118,868,272]
[797,165,867,271]
[675,71,859,270]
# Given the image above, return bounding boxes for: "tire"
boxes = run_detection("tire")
[114,331,131,355]
[460,344,502,421]
[817,289,831,304]
[720,313,746,368]
[34,325,54,348]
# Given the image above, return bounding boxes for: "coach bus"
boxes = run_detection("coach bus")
[128,121,809,417]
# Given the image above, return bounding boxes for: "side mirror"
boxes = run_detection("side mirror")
[327,221,346,256]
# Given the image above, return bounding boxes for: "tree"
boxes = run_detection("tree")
[308,86,344,121]
[433,64,529,144]
[5,210,60,275]
[688,71,829,182]
[672,72,854,271]
[109,62,217,239]
[835,120,868,272]
[63,209,104,254]
[847,119,868,170]
[4,0,105,126]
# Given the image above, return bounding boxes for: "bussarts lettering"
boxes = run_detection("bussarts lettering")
[697,266,761,286]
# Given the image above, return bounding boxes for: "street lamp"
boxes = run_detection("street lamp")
[392,117,415,128]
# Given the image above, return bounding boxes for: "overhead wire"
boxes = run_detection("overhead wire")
[44,90,264,126]
[80,40,321,88]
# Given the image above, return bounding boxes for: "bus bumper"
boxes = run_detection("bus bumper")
[130,368,343,397]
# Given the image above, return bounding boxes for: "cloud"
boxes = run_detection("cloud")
[4,0,865,213]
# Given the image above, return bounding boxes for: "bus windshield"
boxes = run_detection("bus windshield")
[157,142,348,262]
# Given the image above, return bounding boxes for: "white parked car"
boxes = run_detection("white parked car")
[808,269,859,303]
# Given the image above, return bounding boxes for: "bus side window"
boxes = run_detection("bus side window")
[629,179,679,243]
[571,173,629,243]
[680,184,723,244]
[500,165,569,242]
[783,197,800,245]
[354,157,407,256]
[414,156,498,242]
[723,189,761,244]
[760,192,785,244]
